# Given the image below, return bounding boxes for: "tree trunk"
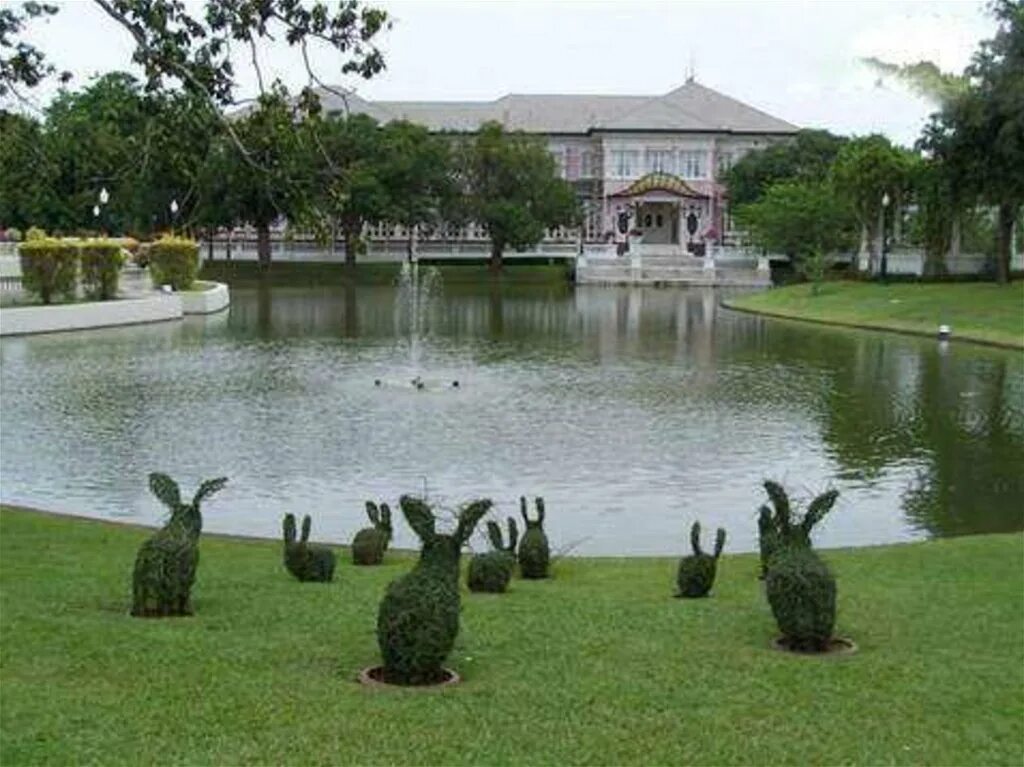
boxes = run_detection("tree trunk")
[406,225,415,263]
[857,224,870,272]
[995,202,1015,285]
[206,228,214,262]
[489,241,504,273]
[343,222,359,269]
[948,214,961,271]
[256,223,271,272]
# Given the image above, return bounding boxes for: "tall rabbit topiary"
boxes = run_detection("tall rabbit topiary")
[352,501,392,565]
[757,481,839,579]
[765,546,837,652]
[376,496,491,685]
[131,472,227,617]
[282,514,337,582]
[468,516,518,593]
[518,496,550,579]
[676,521,726,598]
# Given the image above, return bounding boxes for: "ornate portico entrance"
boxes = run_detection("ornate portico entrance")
[607,173,709,253]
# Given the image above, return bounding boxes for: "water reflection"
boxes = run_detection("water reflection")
[1,284,1020,554]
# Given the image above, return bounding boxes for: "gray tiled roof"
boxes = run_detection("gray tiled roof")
[317,80,797,135]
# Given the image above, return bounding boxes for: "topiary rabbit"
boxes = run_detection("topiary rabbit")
[518,496,550,579]
[351,501,392,565]
[282,514,336,582]
[131,472,227,617]
[765,546,837,652]
[676,521,726,598]
[468,516,518,593]
[757,481,839,579]
[376,495,492,685]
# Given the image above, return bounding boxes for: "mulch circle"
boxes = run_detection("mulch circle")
[357,666,461,689]
[771,636,858,656]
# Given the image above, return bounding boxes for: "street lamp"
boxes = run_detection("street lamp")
[880,192,891,281]
[99,187,109,206]
[169,199,179,234]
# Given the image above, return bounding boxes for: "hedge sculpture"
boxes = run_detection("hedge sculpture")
[282,514,337,582]
[518,496,550,579]
[376,496,492,685]
[757,481,839,579]
[131,473,227,617]
[765,546,837,652]
[676,521,726,598]
[468,516,518,593]
[352,501,392,565]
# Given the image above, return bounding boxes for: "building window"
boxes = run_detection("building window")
[716,151,733,178]
[550,149,566,178]
[611,150,640,178]
[679,150,706,179]
[646,149,674,174]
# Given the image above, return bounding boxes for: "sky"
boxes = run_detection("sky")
[17,0,998,146]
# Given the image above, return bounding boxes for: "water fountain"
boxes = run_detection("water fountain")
[392,258,444,388]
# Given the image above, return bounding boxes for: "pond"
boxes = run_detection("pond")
[1,281,1021,556]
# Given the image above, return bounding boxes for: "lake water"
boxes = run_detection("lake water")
[1,282,1021,555]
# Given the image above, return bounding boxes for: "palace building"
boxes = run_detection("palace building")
[317,78,798,252]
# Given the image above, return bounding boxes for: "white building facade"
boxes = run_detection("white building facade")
[322,79,798,254]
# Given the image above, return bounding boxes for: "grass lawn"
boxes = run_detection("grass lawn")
[1,506,1022,765]
[724,280,1024,348]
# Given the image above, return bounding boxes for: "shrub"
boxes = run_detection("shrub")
[18,238,79,304]
[131,473,227,617]
[765,546,836,652]
[6,228,22,242]
[24,226,46,242]
[79,240,125,300]
[282,514,336,582]
[676,522,726,598]
[149,236,199,290]
[757,481,839,579]
[468,516,519,593]
[351,501,392,565]
[518,496,550,579]
[376,496,491,685]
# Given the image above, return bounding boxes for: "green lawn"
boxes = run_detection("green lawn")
[725,280,1024,348]
[1,506,1022,765]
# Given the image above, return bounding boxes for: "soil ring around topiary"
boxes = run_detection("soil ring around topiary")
[771,636,858,657]
[357,666,461,689]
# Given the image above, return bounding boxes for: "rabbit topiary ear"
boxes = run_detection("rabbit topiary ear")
[763,480,791,529]
[301,515,312,543]
[520,496,529,525]
[379,503,392,533]
[283,513,297,544]
[486,520,504,550]
[714,527,727,558]
[366,501,380,526]
[399,495,435,542]
[507,516,519,552]
[149,473,181,510]
[534,497,545,526]
[690,521,703,557]
[801,489,839,535]
[192,477,227,508]
[456,499,493,545]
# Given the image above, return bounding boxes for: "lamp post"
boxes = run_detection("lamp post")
[880,192,890,282]
[170,198,179,235]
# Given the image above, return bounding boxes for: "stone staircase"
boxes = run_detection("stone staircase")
[575,254,770,287]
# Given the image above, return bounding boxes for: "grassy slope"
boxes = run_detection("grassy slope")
[725,281,1024,348]
[1,507,1022,766]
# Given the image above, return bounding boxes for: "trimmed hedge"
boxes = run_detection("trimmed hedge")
[79,241,125,300]
[149,237,199,290]
[18,239,79,304]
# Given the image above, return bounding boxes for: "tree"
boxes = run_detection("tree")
[379,120,455,261]
[0,2,69,102]
[725,129,847,207]
[734,179,856,292]
[0,110,58,230]
[831,135,913,274]
[457,121,579,272]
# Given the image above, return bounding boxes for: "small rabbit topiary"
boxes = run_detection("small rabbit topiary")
[376,496,491,685]
[468,516,518,593]
[518,496,550,579]
[757,481,839,579]
[132,472,227,617]
[282,514,336,582]
[352,501,392,565]
[765,546,837,652]
[676,521,726,598]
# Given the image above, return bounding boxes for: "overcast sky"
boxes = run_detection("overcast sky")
[20,0,997,146]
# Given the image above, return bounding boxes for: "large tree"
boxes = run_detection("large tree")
[0,110,58,230]
[457,121,579,272]
[725,129,847,208]
[831,134,913,274]
[734,179,856,291]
